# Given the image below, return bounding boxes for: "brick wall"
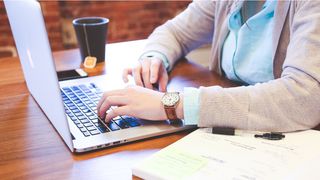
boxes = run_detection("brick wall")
[0,1,190,58]
[41,1,64,51]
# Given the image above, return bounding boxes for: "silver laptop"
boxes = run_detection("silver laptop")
[5,0,194,153]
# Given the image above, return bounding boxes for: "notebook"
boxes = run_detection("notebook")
[4,0,194,153]
[133,128,320,179]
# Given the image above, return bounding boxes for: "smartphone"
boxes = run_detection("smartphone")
[57,68,88,81]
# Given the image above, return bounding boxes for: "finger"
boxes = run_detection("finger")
[105,106,130,122]
[98,96,127,119]
[132,65,143,87]
[150,59,162,84]
[158,73,168,92]
[122,68,132,83]
[141,61,153,89]
[97,89,126,116]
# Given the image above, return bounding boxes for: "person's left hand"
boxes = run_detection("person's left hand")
[97,85,167,122]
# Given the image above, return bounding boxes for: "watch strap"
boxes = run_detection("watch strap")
[164,106,178,120]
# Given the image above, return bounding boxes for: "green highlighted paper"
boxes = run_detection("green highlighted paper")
[136,148,208,179]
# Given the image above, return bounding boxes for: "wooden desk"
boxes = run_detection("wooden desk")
[0,40,237,179]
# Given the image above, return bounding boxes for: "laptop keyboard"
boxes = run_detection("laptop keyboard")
[61,83,141,137]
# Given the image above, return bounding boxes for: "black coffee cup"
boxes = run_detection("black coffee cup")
[73,17,109,64]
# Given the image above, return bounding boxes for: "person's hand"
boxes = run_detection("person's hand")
[122,57,168,92]
[97,85,167,122]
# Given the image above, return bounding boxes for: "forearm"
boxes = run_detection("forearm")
[197,68,320,132]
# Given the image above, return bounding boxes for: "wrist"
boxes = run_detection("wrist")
[161,92,183,120]
[176,93,184,119]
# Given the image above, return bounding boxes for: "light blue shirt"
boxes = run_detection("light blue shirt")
[222,0,276,85]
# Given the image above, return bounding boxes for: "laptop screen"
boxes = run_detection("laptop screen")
[4,0,74,151]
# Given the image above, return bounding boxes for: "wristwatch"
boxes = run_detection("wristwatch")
[161,92,180,120]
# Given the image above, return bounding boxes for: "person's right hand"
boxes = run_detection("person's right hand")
[122,57,169,92]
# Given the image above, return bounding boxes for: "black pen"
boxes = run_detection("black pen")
[212,127,285,140]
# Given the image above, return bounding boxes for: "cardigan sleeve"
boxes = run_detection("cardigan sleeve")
[197,1,320,132]
[142,0,215,71]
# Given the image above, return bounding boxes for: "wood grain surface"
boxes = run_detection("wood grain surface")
[0,40,238,180]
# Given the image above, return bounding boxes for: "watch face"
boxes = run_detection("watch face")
[162,93,179,106]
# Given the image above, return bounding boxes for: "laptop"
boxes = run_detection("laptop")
[4,0,194,153]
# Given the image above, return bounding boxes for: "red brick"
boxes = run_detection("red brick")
[0,0,189,53]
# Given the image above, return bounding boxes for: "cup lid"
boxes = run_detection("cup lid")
[73,17,109,26]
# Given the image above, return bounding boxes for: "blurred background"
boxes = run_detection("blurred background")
[0,1,191,58]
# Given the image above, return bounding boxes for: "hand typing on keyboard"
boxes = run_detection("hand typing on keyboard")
[62,84,144,137]
[97,86,184,122]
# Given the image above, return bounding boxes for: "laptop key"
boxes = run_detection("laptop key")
[85,112,94,116]
[83,131,90,137]
[89,130,100,135]
[80,127,87,132]
[123,116,141,127]
[66,103,73,107]
[74,112,83,116]
[80,119,90,124]
[87,126,97,131]
[70,116,78,121]
[107,121,120,131]
[71,86,80,91]
[79,95,86,98]
[82,109,91,113]
[73,120,81,124]
[77,115,86,120]
[71,97,79,101]
[77,103,85,107]
[94,121,109,133]
[68,113,75,117]
[79,106,87,110]
[97,126,108,133]
[69,106,77,110]
[91,118,99,123]
[76,124,84,128]
[83,122,93,127]
[72,109,80,113]
[114,119,129,129]
[89,115,98,120]
[66,92,74,96]
[62,87,71,91]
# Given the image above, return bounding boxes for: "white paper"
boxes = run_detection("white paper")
[133,128,320,180]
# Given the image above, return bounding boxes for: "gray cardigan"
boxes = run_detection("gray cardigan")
[143,1,320,131]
